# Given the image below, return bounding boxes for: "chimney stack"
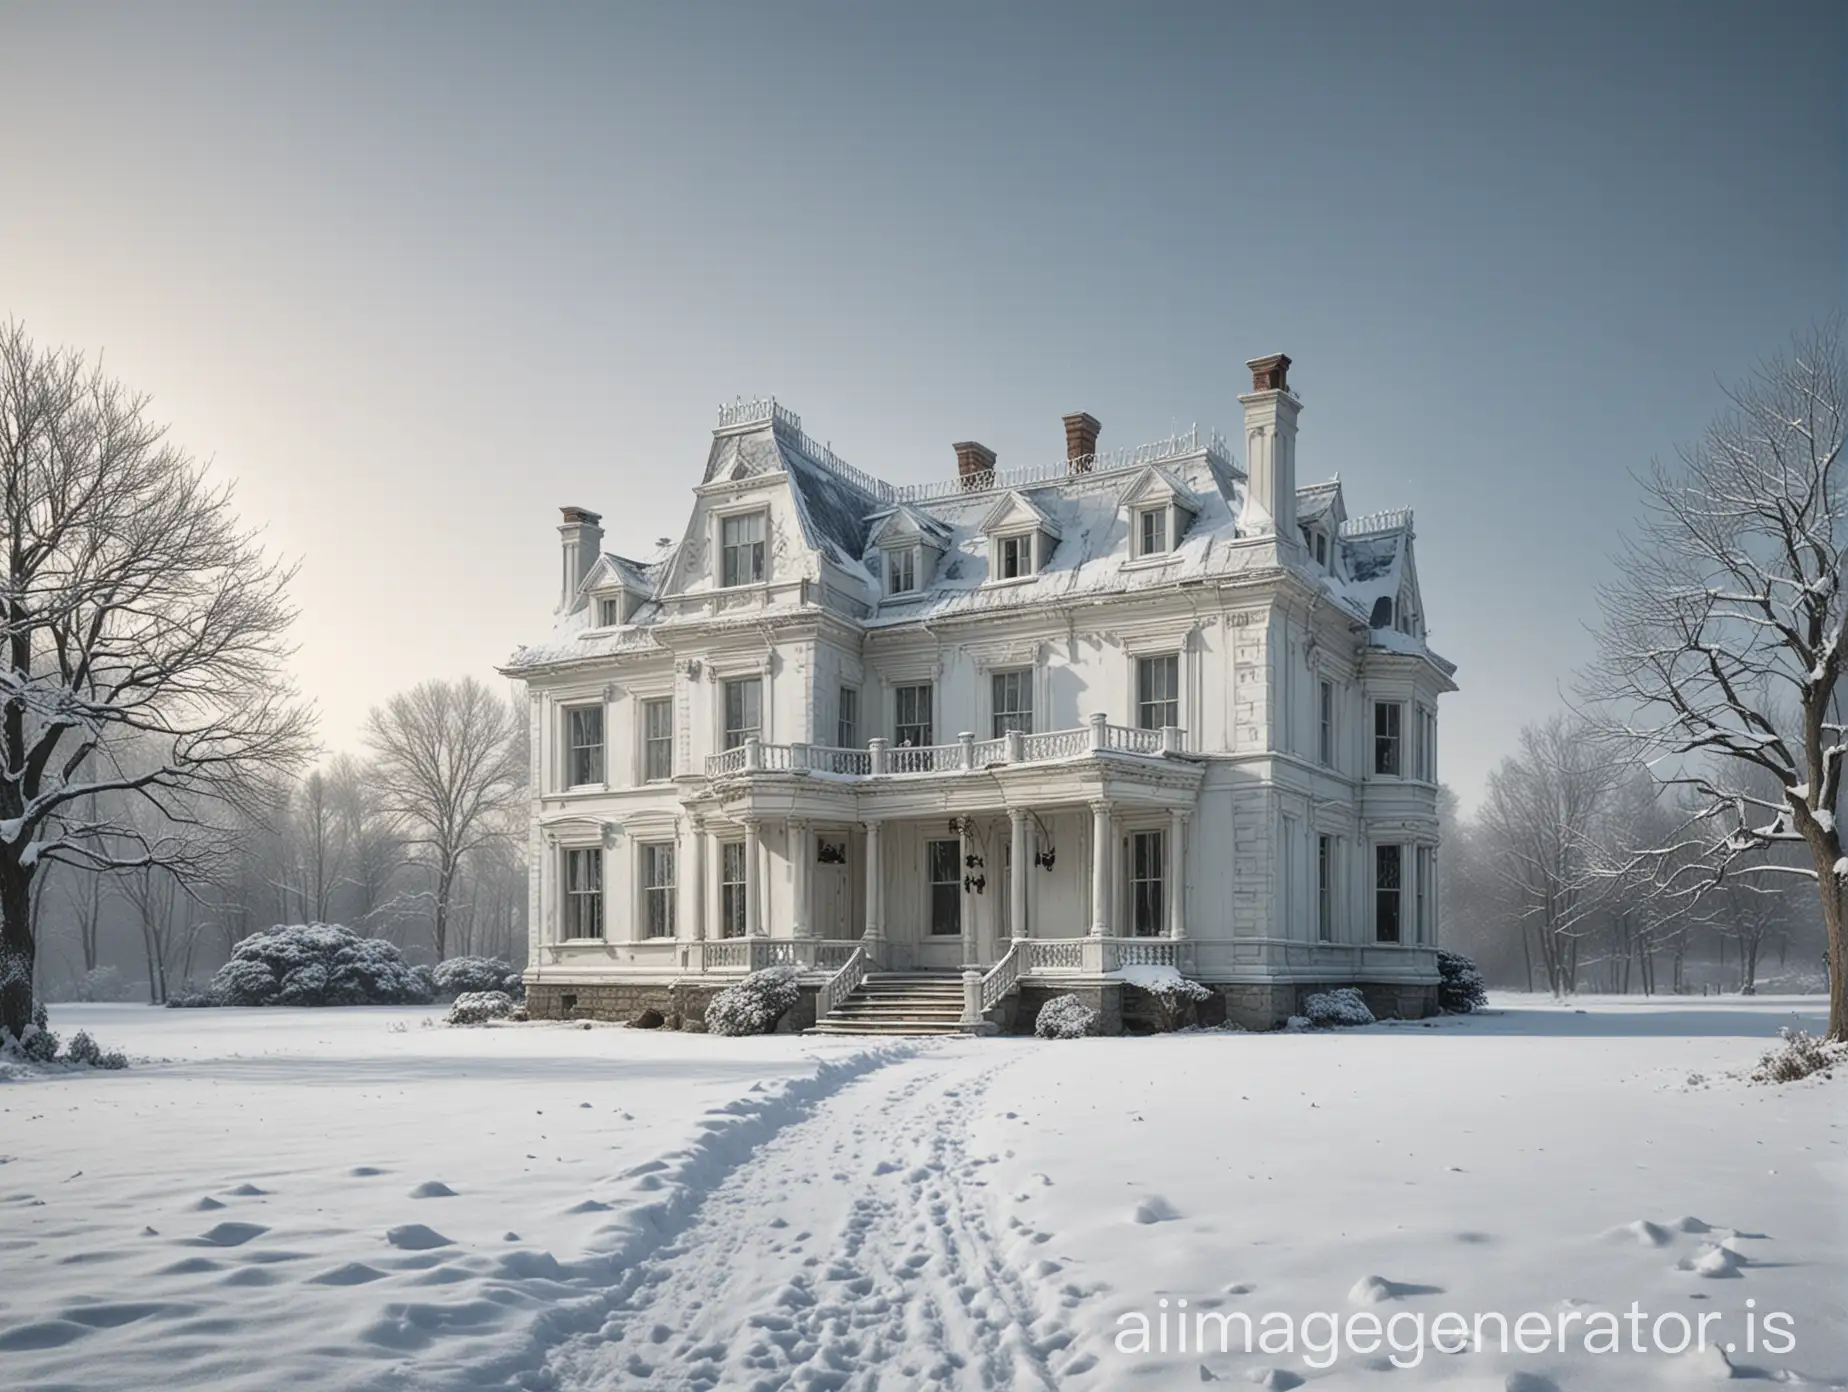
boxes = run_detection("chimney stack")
[1062,412,1101,473]
[1237,354,1300,542]
[953,441,997,490]
[558,505,603,610]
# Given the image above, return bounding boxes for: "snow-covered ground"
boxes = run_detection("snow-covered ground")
[2,995,1843,1390]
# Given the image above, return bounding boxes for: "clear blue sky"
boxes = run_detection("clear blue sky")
[2,0,1842,806]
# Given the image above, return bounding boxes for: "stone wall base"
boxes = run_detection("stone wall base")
[1213,980,1441,1031]
[526,979,820,1032]
[1001,982,1125,1036]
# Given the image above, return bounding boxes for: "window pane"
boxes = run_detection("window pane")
[1137,655,1179,730]
[991,670,1033,737]
[724,679,762,749]
[720,841,746,938]
[1317,835,1333,941]
[838,687,858,748]
[896,684,933,747]
[928,839,961,935]
[1131,830,1164,937]
[1319,681,1334,765]
[568,707,605,785]
[1374,702,1401,776]
[1140,508,1166,555]
[1375,844,1402,943]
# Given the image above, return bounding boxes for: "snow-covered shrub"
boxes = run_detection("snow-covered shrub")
[1035,993,1101,1040]
[408,964,438,1002]
[3,1002,60,1062]
[1302,986,1375,1028]
[62,1030,128,1069]
[208,924,426,1007]
[74,965,134,1002]
[1750,1028,1845,1084]
[1120,964,1214,1032]
[431,956,518,1000]
[705,966,801,1037]
[1436,949,1488,1014]
[165,987,221,1008]
[446,990,517,1025]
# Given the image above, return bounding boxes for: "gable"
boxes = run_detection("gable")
[977,490,1062,539]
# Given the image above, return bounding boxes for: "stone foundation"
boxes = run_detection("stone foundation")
[525,978,819,1032]
[1212,980,1440,1031]
[1003,982,1125,1036]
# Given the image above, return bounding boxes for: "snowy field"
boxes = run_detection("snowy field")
[2,996,1843,1391]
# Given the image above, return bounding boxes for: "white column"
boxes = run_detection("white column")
[1168,808,1188,940]
[688,818,707,942]
[958,818,975,965]
[862,819,884,948]
[743,816,763,937]
[790,819,811,938]
[1009,808,1029,943]
[1090,799,1112,938]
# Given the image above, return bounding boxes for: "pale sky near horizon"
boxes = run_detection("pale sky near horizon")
[2,0,1842,809]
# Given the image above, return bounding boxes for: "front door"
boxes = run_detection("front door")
[814,838,851,939]
[915,837,967,971]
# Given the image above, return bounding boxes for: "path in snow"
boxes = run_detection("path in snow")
[540,1044,1074,1392]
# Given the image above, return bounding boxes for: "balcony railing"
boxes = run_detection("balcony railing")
[693,936,862,973]
[704,714,1186,781]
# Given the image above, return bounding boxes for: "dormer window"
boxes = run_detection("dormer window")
[1137,507,1170,557]
[597,596,622,627]
[998,534,1033,579]
[720,512,767,588]
[1300,526,1329,568]
[887,547,917,595]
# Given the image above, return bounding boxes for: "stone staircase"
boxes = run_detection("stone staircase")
[809,972,969,1036]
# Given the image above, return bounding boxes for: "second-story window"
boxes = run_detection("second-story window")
[720,512,766,588]
[991,669,1033,737]
[642,698,673,781]
[886,547,916,595]
[566,706,605,787]
[723,678,762,750]
[1373,701,1402,776]
[1319,680,1335,766]
[1416,706,1437,782]
[895,683,933,747]
[1136,654,1179,730]
[837,686,858,749]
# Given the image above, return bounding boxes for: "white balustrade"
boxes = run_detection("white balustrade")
[703,725,1181,781]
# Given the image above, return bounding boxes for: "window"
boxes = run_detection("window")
[1282,815,1297,936]
[567,706,605,787]
[720,841,747,938]
[1375,844,1402,943]
[642,698,673,781]
[895,683,933,747]
[641,842,675,938]
[991,669,1033,737]
[1318,680,1334,767]
[1317,835,1334,941]
[1373,701,1402,776]
[1314,531,1328,567]
[597,596,622,627]
[723,677,762,749]
[564,846,603,938]
[720,512,766,588]
[886,547,916,595]
[1416,707,1437,782]
[1138,507,1169,557]
[998,534,1033,579]
[1136,654,1180,731]
[1130,830,1165,937]
[837,686,858,749]
[928,839,961,936]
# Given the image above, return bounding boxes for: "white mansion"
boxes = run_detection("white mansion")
[503,355,1456,1032]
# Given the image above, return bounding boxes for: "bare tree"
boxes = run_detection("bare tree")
[0,324,313,1038]
[325,752,400,930]
[1477,714,1626,995]
[364,678,523,960]
[1586,323,1848,1039]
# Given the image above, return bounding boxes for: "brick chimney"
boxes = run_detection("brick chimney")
[1237,354,1300,542]
[558,505,603,611]
[953,441,997,490]
[1062,412,1101,473]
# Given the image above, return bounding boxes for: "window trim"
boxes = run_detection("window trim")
[639,840,676,939]
[1375,843,1403,944]
[718,509,768,589]
[990,667,1035,738]
[561,844,605,940]
[894,682,934,748]
[1129,828,1165,938]
[718,840,747,939]
[722,676,763,751]
[927,838,962,936]
[564,704,606,789]
[640,697,674,782]
[1373,700,1403,778]
[1135,653,1181,732]
[884,544,918,597]
[1136,505,1170,558]
[837,685,859,750]
[1318,679,1335,768]
[1317,833,1334,942]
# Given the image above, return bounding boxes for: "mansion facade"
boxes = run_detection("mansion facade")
[503,354,1456,1032]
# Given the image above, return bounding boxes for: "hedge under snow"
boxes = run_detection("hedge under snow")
[1302,986,1376,1028]
[1035,993,1101,1039]
[1436,949,1488,1014]
[432,956,523,1001]
[705,966,801,1036]
[446,991,522,1026]
[208,924,431,1007]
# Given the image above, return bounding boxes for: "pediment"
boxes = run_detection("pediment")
[866,505,950,552]
[977,490,1062,540]
[1117,464,1199,514]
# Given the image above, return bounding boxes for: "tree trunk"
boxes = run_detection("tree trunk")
[1819,867,1848,1042]
[0,850,37,1039]
[434,857,456,961]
